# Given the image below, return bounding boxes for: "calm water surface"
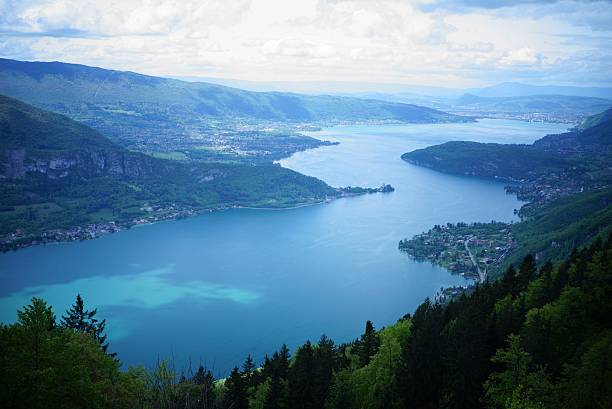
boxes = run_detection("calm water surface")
[0,119,568,375]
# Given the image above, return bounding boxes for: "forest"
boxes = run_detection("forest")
[1,235,610,409]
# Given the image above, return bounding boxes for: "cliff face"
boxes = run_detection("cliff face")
[0,147,159,180]
[0,93,172,181]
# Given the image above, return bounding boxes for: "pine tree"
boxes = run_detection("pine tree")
[193,365,216,408]
[277,344,290,379]
[242,354,256,388]
[288,341,315,409]
[357,320,380,367]
[61,293,112,355]
[17,297,56,370]
[517,255,537,292]
[225,366,248,409]
[265,373,285,409]
[313,334,336,408]
[264,345,291,409]
[398,299,445,409]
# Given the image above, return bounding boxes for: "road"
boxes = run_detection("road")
[464,238,486,283]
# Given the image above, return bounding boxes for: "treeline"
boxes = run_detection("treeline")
[1,237,611,408]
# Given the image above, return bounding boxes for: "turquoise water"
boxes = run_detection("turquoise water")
[0,119,568,375]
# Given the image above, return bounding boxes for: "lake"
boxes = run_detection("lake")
[0,119,568,376]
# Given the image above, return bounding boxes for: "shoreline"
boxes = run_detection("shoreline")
[0,189,389,253]
[0,200,325,253]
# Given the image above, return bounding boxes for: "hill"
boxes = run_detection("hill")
[402,108,612,204]
[452,93,611,122]
[0,94,339,250]
[337,91,611,123]
[0,59,469,162]
[400,108,612,278]
[464,81,612,99]
[0,58,464,123]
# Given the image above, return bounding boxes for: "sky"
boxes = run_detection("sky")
[0,0,611,88]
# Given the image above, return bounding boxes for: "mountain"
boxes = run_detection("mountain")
[0,58,464,123]
[330,90,612,122]
[464,82,612,99]
[576,107,612,130]
[401,108,612,276]
[0,59,468,160]
[454,93,612,118]
[171,77,466,97]
[402,107,612,202]
[0,94,338,250]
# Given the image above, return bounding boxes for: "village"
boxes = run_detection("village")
[0,203,201,252]
[398,221,517,282]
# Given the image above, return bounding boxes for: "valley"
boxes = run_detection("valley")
[2,2,611,407]
[0,58,469,165]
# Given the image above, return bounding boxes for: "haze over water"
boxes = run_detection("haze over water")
[0,119,568,375]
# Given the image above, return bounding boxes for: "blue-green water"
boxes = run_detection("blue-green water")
[0,119,568,375]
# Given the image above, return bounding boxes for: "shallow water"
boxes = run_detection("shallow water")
[0,119,568,375]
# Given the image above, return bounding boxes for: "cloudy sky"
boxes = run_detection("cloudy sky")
[1,0,611,87]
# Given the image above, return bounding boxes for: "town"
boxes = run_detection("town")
[398,221,516,282]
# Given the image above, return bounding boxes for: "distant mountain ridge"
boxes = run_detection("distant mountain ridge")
[451,93,612,120]
[327,89,612,122]
[0,58,470,162]
[464,82,612,99]
[0,58,466,124]
[170,77,612,100]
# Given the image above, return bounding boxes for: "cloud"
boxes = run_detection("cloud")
[0,0,610,87]
[262,38,336,59]
[422,0,558,11]
[500,47,543,67]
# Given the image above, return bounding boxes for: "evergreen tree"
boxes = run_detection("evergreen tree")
[500,265,519,297]
[225,366,248,409]
[61,293,112,355]
[277,344,290,379]
[313,335,336,408]
[483,335,552,409]
[242,354,256,389]
[264,345,291,409]
[356,320,380,367]
[17,297,56,371]
[193,365,216,408]
[264,373,285,409]
[398,298,444,409]
[2,297,120,409]
[517,255,537,292]
[288,341,315,409]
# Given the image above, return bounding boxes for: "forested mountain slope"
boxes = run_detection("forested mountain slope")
[398,109,612,280]
[402,108,612,205]
[0,94,338,250]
